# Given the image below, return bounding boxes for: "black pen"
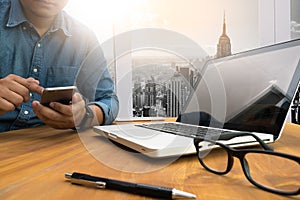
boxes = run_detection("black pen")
[65,172,196,199]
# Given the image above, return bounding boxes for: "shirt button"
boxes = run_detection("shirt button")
[33,68,38,73]
[30,93,33,97]
[24,110,29,115]
[23,26,27,30]
[37,43,41,48]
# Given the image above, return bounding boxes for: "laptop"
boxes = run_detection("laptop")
[94,39,300,158]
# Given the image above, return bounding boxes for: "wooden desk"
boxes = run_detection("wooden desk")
[1,122,299,200]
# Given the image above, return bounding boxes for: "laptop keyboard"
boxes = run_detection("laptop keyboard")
[135,122,240,140]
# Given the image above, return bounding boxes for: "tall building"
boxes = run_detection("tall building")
[177,65,195,88]
[166,73,182,117]
[144,81,156,107]
[133,82,143,108]
[166,72,191,117]
[216,12,232,58]
[179,67,190,83]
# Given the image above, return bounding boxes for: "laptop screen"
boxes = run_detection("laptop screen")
[179,39,300,139]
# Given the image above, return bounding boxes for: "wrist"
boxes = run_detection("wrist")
[77,104,94,130]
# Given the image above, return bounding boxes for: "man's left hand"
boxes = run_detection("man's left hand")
[32,93,86,129]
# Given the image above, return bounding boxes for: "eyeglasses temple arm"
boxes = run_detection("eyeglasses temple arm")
[216,132,274,151]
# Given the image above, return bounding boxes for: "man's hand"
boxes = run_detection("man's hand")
[32,92,87,129]
[0,74,43,115]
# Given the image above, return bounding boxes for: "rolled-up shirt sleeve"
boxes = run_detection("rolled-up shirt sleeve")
[90,66,119,125]
[76,35,119,125]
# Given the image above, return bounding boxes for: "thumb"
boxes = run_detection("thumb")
[72,93,83,104]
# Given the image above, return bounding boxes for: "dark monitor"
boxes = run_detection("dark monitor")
[178,39,300,140]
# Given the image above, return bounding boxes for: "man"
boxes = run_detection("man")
[0,0,119,132]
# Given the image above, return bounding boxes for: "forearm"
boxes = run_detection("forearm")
[90,104,104,126]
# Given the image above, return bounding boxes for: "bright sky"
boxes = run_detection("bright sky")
[65,0,260,56]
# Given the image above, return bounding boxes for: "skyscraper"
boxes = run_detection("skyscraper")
[166,73,182,117]
[144,81,156,107]
[216,12,232,58]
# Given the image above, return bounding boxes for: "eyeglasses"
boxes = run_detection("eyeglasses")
[193,132,300,195]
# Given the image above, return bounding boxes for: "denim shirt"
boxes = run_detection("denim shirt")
[0,0,119,132]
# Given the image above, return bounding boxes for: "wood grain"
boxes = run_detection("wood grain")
[0,122,299,200]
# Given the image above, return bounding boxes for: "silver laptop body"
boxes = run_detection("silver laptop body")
[94,39,300,158]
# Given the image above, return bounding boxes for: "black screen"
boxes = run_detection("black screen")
[179,39,300,139]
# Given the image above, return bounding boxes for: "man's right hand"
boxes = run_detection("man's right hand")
[0,74,44,115]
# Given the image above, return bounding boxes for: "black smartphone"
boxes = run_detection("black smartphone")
[40,86,77,107]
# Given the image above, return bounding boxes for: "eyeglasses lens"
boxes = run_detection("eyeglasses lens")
[245,152,300,193]
[198,142,229,173]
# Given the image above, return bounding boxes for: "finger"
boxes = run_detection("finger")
[49,102,73,117]
[23,78,44,94]
[0,97,17,112]
[71,99,86,125]
[3,75,43,102]
[26,77,40,85]
[32,101,75,129]
[32,101,53,122]
[33,102,63,122]
[13,75,44,95]
[32,101,68,123]
[0,88,24,107]
[72,93,83,104]
[1,75,30,102]
[71,97,85,114]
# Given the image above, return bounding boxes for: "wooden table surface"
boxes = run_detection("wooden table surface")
[0,121,299,200]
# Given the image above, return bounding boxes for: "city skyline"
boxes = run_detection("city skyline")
[132,58,200,117]
[131,13,232,117]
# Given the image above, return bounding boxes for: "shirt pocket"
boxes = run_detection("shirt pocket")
[45,66,79,87]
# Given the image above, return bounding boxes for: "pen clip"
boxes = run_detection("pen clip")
[66,176,106,189]
[95,181,106,189]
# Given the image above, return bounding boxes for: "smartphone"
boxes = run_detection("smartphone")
[40,86,77,107]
